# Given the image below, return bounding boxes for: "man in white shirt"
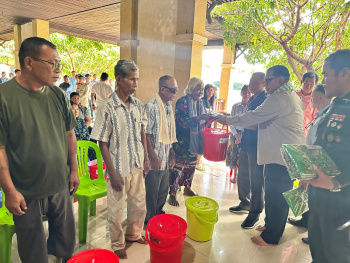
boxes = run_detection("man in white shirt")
[91,72,114,114]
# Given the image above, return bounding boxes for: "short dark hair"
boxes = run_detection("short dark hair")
[64,75,69,78]
[313,84,332,99]
[15,69,21,73]
[267,65,290,82]
[19,37,56,68]
[70,92,80,99]
[325,49,350,75]
[114,60,138,79]
[159,75,174,89]
[85,74,90,78]
[302,71,319,83]
[100,72,109,81]
[70,101,78,106]
[72,71,76,73]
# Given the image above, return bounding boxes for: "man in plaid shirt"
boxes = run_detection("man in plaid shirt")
[144,75,178,224]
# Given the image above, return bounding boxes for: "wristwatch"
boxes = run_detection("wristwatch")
[330,178,341,192]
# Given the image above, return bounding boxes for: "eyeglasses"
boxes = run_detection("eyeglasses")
[30,57,63,71]
[163,86,178,94]
[264,77,278,85]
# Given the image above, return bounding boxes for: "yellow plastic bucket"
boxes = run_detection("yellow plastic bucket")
[185,196,219,242]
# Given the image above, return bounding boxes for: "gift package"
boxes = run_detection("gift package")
[281,144,340,180]
[283,187,309,217]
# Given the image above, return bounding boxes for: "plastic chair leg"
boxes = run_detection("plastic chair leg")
[78,199,89,243]
[90,200,96,216]
[0,225,15,263]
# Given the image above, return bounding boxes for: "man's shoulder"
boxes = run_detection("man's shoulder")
[0,78,17,93]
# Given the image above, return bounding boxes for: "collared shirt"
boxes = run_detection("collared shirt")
[315,92,350,188]
[296,89,318,135]
[1,77,9,83]
[70,77,77,87]
[145,97,173,170]
[306,105,330,145]
[226,89,305,165]
[229,101,248,136]
[240,90,268,153]
[91,93,148,177]
[75,83,89,107]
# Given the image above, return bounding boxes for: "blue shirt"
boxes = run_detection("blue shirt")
[1,78,9,83]
[241,90,268,153]
[70,77,77,87]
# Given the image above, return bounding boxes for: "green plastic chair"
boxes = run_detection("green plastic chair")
[74,141,107,243]
[0,194,16,263]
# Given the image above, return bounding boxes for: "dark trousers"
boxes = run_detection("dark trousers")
[145,170,169,223]
[308,187,350,263]
[260,164,292,244]
[237,151,265,218]
[13,187,76,263]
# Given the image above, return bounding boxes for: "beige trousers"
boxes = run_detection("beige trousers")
[107,169,146,251]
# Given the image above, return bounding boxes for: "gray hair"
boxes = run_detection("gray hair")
[184,77,204,95]
[114,59,139,79]
[251,72,265,81]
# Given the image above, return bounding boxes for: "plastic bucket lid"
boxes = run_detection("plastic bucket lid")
[147,214,187,239]
[185,196,219,214]
[67,249,119,263]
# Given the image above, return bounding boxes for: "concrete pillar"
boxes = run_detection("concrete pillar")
[21,19,49,40]
[119,0,207,103]
[13,25,21,69]
[219,44,235,110]
[119,0,138,62]
[173,0,208,97]
[13,19,49,69]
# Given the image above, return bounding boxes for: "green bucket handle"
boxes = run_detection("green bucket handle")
[145,228,187,253]
[194,212,219,225]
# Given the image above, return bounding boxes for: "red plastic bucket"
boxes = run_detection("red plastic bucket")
[146,214,187,263]
[67,248,119,262]
[88,162,106,180]
[202,118,230,162]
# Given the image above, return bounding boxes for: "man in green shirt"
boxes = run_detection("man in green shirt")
[0,37,79,263]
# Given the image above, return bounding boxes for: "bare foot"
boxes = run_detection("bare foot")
[251,235,269,246]
[168,195,179,206]
[183,187,198,196]
[114,248,127,259]
[127,236,147,245]
[256,225,266,231]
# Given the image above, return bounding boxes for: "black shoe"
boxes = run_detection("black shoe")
[288,217,308,229]
[301,237,309,244]
[229,205,249,213]
[241,217,259,229]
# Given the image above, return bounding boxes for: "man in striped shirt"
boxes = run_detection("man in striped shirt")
[91,60,149,259]
[144,75,178,224]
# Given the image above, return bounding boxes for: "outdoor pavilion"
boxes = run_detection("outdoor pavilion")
[0,0,238,107]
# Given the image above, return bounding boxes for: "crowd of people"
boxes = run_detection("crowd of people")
[0,36,350,263]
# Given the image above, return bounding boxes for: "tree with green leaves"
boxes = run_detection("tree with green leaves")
[214,0,350,83]
[0,40,15,67]
[49,33,120,77]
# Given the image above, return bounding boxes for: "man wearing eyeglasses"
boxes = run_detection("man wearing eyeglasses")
[218,65,305,246]
[0,37,79,263]
[144,75,178,224]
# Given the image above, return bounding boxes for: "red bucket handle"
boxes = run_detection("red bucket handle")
[145,228,187,253]
[205,117,229,132]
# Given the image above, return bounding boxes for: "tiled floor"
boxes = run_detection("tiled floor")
[11,159,311,262]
